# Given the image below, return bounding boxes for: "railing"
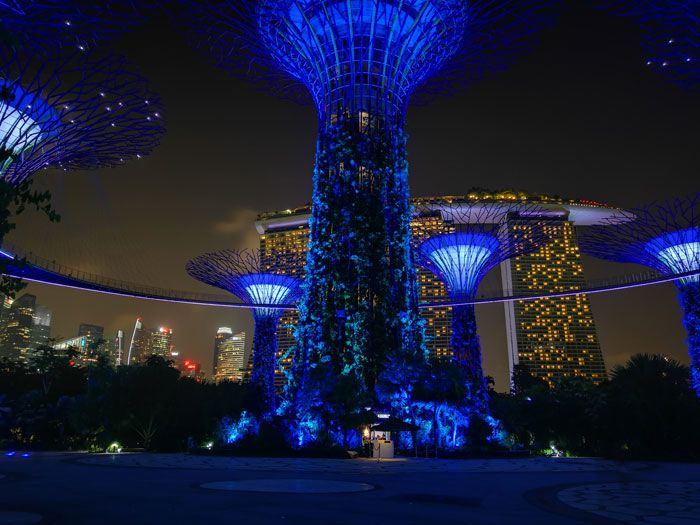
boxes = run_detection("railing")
[2,242,698,310]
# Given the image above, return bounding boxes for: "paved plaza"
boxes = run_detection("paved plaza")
[1,453,699,524]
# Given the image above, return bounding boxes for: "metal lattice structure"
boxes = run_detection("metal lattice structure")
[0,48,165,186]
[0,1,154,51]
[579,194,700,395]
[603,1,700,90]
[186,249,303,415]
[176,0,558,104]
[414,201,554,407]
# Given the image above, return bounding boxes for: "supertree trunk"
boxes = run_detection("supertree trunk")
[451,304,488,409]
[251,315,279,416]
[678,281,700,396]
[297,112,422,396]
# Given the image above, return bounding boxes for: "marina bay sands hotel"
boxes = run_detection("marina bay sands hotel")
[255,190,619,387]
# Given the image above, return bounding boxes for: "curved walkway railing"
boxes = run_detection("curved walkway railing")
[2,242,698,310]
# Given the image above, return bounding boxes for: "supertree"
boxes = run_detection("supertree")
[186,249,303,416]
[602,1,700,90]
[414,201,553,410]
[0,47,164,297]
[177,1,558,419]
[0,1,155,51]
[579,194,700,395]
[0,47,165,188]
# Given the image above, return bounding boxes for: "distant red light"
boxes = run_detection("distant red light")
[69,361,75,366]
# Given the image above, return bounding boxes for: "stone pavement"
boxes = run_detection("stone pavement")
[1,452,699,524]
[76,452,637,473]
[557,481,700,524]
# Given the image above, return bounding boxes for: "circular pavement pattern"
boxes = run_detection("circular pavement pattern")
[201,479,374,493]
[0,512,43,524]
[557,481,700,524]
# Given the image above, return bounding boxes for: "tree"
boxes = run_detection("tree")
[0,179,60,297]
[601,354,700,458]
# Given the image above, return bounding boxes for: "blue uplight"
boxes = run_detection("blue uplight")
[418,232,500,299]
[239,274,302,317]
[4,451,16,457]
[258,0,469,118]
[646,228,700,283]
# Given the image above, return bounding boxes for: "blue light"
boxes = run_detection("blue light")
[5,451,16,457]
[646,228,700,283]
[20,452,30,458]
[258,0,469,117]
[418,233,500,300]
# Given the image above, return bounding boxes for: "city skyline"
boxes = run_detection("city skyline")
[6,3,697,390]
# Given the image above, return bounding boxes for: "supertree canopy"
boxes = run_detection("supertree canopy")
[186,250,303,416]
[414,201,551,409]
[603,1,700,90]
[579,194,700,395]
[0,1,154,51]
[179,1,556,410]
[0,47,165,187]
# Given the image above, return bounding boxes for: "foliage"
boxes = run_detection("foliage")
[291,114,424,445]
[492,355,700,459]
[0,355,250,451]
[678,282,700,395]
[0,179,60,297]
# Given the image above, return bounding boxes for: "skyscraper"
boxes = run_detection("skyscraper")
[213,327,247,382]
[256,191,620,389]
[150,327,173,358]
[127,318,150,364]
[0,294,36,361]
[501,217,607,385]
[29,305,52,352]
[78,324,104,346]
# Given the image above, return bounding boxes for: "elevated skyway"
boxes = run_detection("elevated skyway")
[1,244,697,310]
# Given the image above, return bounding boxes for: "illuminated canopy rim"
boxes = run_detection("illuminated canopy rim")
[0,48,165,186]
[185,249,303,315]
[647,228,700,280]
[177,0,560,105]
[257,0,469,112]
[579,194,700,283]
[418,232,501,299]
[0,79,59,155]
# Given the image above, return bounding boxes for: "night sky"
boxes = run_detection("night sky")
[8,2,699,389]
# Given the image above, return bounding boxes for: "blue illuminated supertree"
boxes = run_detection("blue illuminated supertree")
[0,47,165,188]
[579,194,700,395]
[186,249,303,416]
[0,1,154,51]
[178,2,557,422]
[415,201,551,410]
[603,1,700,90]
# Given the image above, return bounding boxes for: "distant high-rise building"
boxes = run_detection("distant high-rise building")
[213,327,246,382]
[78,324,104,345]
[127,317,150,364]
[179,359,205,381]
[29,304,52,352]
[113,330,124,366]
[0,295,13,348]
[0,294,36,361]
[53,335,91,365]
[150,327,173,358]
[501,217,607,385]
